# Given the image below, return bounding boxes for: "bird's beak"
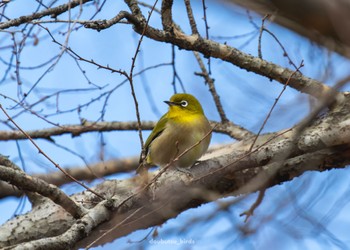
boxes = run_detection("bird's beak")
[164,101,177,106]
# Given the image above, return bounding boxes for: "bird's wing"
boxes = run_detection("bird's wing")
[137,114,168,173]
[144,113,168,155]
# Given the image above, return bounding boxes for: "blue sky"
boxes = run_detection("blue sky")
[1,0,350,249]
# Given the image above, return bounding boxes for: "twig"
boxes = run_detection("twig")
[257,14,269,59]
[171,45,186,93]
[128,0,159,163]
[0,0,93,29]
[249,61,305,152]
[263,28,299,70]
[240,188,266,222]
[184,0,199,35]
[43,25,127,76]
[193,51,228,123]
[201,0,211,74]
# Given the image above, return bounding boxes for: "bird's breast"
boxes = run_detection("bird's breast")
[148,115,211,168]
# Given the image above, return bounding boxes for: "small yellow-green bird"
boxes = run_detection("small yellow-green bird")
[138,93,212,173]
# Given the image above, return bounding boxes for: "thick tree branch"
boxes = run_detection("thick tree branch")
[5,200,111,250]
[2,132,349,248]
[161,0,174,31]
[83,1,339,101]
[0,165,86,218]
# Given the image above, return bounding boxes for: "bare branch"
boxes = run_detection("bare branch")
[0,121,156,141]
[249,61,304,151]
[128,0,159,163]
[88,3,338,101]
[0,120,253,141]
[0,0,93,29]
[184,0,199,35]
[193,51,229,123]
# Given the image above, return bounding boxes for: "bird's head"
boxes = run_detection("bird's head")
[164,93,205,116]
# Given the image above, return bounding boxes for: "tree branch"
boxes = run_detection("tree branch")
[0,120,253,141]
[0,157,139,199]
[85,2,339,101]
[0,0,93,29]
[0,121,155,141]
[0,165,86,218]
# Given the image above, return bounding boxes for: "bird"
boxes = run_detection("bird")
[137,93,212,173]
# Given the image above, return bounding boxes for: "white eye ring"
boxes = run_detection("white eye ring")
[180,100,188,107]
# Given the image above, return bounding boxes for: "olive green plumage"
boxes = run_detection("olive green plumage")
[141,93,212,170]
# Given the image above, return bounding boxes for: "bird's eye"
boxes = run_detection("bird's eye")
[180,100,188,107]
